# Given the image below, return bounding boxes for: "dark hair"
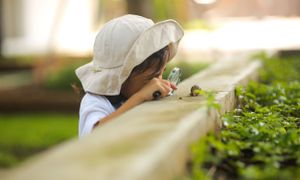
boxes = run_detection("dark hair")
[131,45,169,77]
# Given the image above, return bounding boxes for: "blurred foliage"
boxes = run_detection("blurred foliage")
[0,55,40,66]
[152,0,187,23]
[0,113,77,168]
[99,0,188,25]
[42,62,83,90]
[41,58,208,91]
[255,52,300,84]
[190,138,210,180]
[40,57,89,91]
[190,53,300,179]
[163,61,209,81]
[183,19,216,30]
[153,0,216,30]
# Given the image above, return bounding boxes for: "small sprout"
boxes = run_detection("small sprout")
[190,85,203,96]
[251,127,259,135]
[259,122,265,126]
[279,96,286,101]
[223,120,229,127]
[235,108,243,115]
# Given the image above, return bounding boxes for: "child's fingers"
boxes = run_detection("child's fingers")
[145,78,173,100]
[160,79,171,86]
[153,85,170,98]
[161,79,177,90]
[159,83,172,96]
[170,82,177,90]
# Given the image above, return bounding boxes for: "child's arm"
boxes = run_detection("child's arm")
[94,78,176,127]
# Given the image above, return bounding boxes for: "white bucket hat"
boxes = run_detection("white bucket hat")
[75,14,184,95]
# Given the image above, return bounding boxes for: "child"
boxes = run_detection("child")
[75,14,184,138]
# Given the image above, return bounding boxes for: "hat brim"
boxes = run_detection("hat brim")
[75,61,123,96]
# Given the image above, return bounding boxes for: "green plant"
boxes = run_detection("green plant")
[203,91,220,112]
[191,89,220,111]
[254,52,300,84]
[189,54,300,179]
[190,138,210,180]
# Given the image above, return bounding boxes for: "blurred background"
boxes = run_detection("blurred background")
[1,0,300,171]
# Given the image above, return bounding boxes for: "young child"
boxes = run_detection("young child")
[75,14,184,138]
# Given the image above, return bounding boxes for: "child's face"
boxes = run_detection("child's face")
[121,63,167,98]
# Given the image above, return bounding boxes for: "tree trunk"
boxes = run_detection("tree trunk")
[0,0,3,59]
[125,0,153,18]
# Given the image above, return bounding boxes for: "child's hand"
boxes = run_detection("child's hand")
[133,78,177,101]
